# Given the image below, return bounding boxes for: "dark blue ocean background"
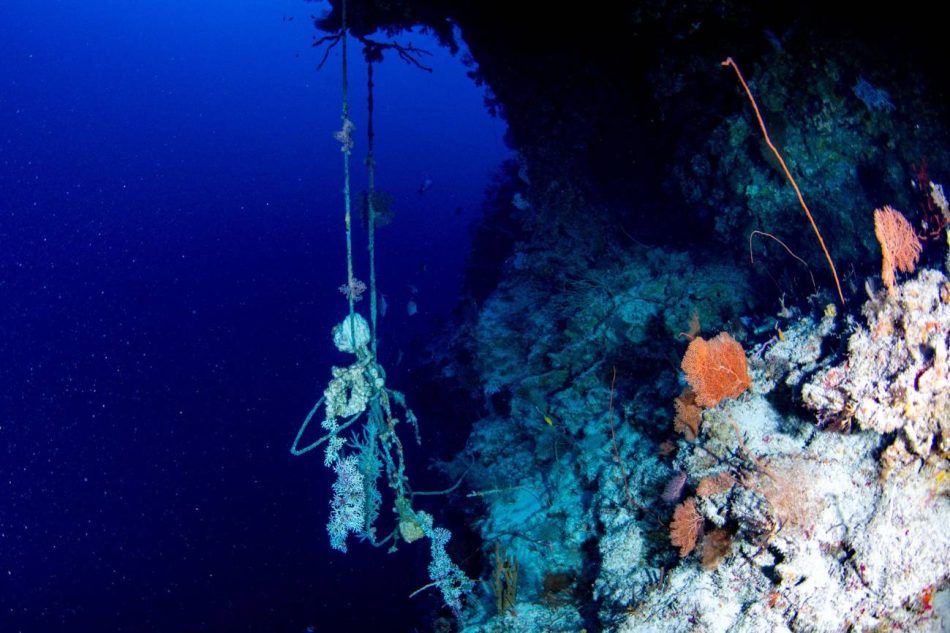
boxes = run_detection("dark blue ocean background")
[0,1,509,631]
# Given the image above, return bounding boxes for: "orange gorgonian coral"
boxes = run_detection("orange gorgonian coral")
[696,472,736,497]
[873,205,922,292]
[673,387,702,440]
[700,528,732,570]
[681,332,751,408]
[670,497,704,557]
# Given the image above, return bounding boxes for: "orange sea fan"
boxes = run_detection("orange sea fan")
[701,528,732,570]
[670,497,704,557]
[697,472,736,497]
[681,332,751,408]
[673,387,702,440]
[874,205,922,292]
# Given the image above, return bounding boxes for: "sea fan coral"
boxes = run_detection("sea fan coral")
[673,387,702,439]
[669,497,704,556]
[696,472,736,497]
[874,205,922,291]
[662,471,688,504]
[681,332,752,407]
[700,528,732,570]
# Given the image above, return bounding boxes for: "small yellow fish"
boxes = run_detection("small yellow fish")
[532,403,555,426]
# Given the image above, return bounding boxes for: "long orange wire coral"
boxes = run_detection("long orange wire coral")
[722,57,846,305]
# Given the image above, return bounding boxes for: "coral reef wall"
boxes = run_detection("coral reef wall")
[451,180,950,631]
[310,2,950,630]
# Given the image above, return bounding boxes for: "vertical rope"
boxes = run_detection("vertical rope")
[366,60,378,357]
[340,0,358,350]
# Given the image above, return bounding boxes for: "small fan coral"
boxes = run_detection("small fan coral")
[669,497,704,557]
[874,205,922,291]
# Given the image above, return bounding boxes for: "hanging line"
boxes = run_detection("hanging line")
[366,60,379,357]
[339,0,359,352]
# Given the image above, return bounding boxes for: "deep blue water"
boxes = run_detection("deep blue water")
[0,1,509,631]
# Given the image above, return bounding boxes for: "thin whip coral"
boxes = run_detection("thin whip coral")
[722,57,845,305]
